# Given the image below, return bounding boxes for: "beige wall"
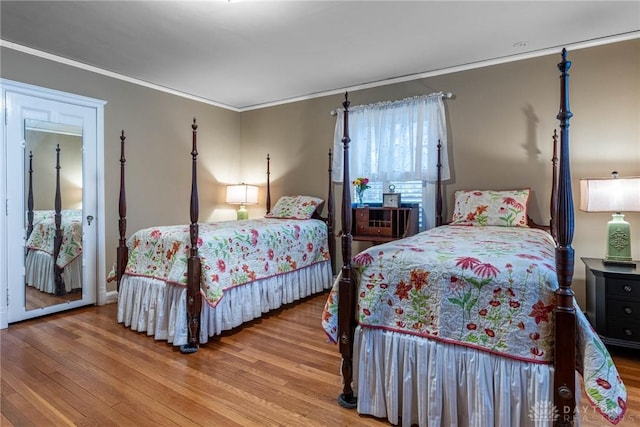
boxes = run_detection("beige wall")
[1,47,242,290]
[2,39,639,305]
[241,39,640,306]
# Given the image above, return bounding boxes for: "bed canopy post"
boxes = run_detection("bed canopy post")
[553,48,576,426]
[53,144,65,296]
[116,131,128,292]
[182,118,202,354]
[551,129,559,240]
[337,92,357,408]
[436,140,443,227]
[327,149,336,274]
[266,154,271,214]
[27,151,34,238]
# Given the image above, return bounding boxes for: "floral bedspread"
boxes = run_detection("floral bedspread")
[123,218,330,306]
[322,225,626,424]
[26,210,82,268]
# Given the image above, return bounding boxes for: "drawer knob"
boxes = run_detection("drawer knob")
[624,285,633,293]
[624,328,633,336]
[624,307,633,314]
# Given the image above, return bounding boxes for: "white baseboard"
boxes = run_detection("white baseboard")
[103,290,118,305]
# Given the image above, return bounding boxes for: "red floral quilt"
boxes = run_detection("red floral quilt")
[123,218,330,307]
[322,225,626,423]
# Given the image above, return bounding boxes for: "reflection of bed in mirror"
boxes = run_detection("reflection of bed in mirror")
[25,145,83,297]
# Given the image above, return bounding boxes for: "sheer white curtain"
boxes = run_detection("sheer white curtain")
[332,93,450,230]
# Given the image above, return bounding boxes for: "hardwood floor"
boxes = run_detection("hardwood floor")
[2,291,639,426]
[25,286,82,311]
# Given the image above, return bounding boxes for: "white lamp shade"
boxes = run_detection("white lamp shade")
[579,176,640,212]
[226,184,259,205]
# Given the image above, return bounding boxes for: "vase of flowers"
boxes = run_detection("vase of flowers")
[352,177,370,207]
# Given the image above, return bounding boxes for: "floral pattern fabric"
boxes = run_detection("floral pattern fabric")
[265,195,323,219]
[26,210,82,268]
[124,218,330,306]
[450,188,530,226]
[322,225,626,424]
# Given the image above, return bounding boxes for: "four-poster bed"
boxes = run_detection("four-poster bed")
[114,119,336,353]
[322,50,627,426]
[25,145,82,296]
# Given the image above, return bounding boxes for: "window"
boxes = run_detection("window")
[333,92,450,231]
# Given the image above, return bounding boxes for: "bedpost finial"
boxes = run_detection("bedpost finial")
[192,117,198,131]
[558,48,571,73]
[342,92,350,111]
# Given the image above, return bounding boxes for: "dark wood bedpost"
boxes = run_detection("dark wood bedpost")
[182,118,202,354]
[550,129,559,241]
[116,131,128,292]
[327,149,336,274]
[53,144,65,296]
[27,151,34,238]
[266,154,271,214]
[337,92,357,408]
[435,140,443,227]
[553,48,576,427]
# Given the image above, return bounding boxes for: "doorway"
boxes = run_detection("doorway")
[1,79,106,325]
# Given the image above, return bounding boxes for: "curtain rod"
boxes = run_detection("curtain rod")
[330,91,454,116]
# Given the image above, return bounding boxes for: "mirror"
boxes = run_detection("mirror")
[23,119,83,311]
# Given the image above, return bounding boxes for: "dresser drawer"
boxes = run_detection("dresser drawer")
[355,209,369,226]
[357,225,392,237]
[607,321,640,342]
[607,298,640,323]
[606,278,640,298]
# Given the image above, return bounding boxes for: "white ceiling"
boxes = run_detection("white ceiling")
[1,1,639,111]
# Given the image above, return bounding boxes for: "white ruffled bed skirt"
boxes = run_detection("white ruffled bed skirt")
[25,250,82,294]
[353,327,581,427]
[117,260,333,346]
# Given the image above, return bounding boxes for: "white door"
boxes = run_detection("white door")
[2,81,105,323]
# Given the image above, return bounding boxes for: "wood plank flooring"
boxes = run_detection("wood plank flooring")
[25,286,82,311]
[2,291,639,426]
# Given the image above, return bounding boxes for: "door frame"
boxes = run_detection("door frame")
[1,79,109,328]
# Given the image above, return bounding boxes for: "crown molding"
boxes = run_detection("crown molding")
[3,31,638,113]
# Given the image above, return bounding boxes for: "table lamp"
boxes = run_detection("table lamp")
[580,172,640,265]
[226,183,259,220]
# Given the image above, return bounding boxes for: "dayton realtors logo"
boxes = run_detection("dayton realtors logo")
[528,400,559,423]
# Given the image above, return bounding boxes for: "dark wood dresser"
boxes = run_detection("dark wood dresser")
[352,205,419,244]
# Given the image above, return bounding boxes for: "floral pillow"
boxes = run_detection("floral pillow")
[450,189,530,227]
[266,195,323,220]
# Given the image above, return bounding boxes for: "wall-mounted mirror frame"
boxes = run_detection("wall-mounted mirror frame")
[1,79,108,327]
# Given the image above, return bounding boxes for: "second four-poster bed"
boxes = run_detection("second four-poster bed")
[115,119,336,353]
[322,50,627,426]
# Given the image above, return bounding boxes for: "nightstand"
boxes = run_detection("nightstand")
[582,257,640,349]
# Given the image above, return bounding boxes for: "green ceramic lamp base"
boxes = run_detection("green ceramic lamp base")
[605,213,633,264]
[236,205,248,220]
